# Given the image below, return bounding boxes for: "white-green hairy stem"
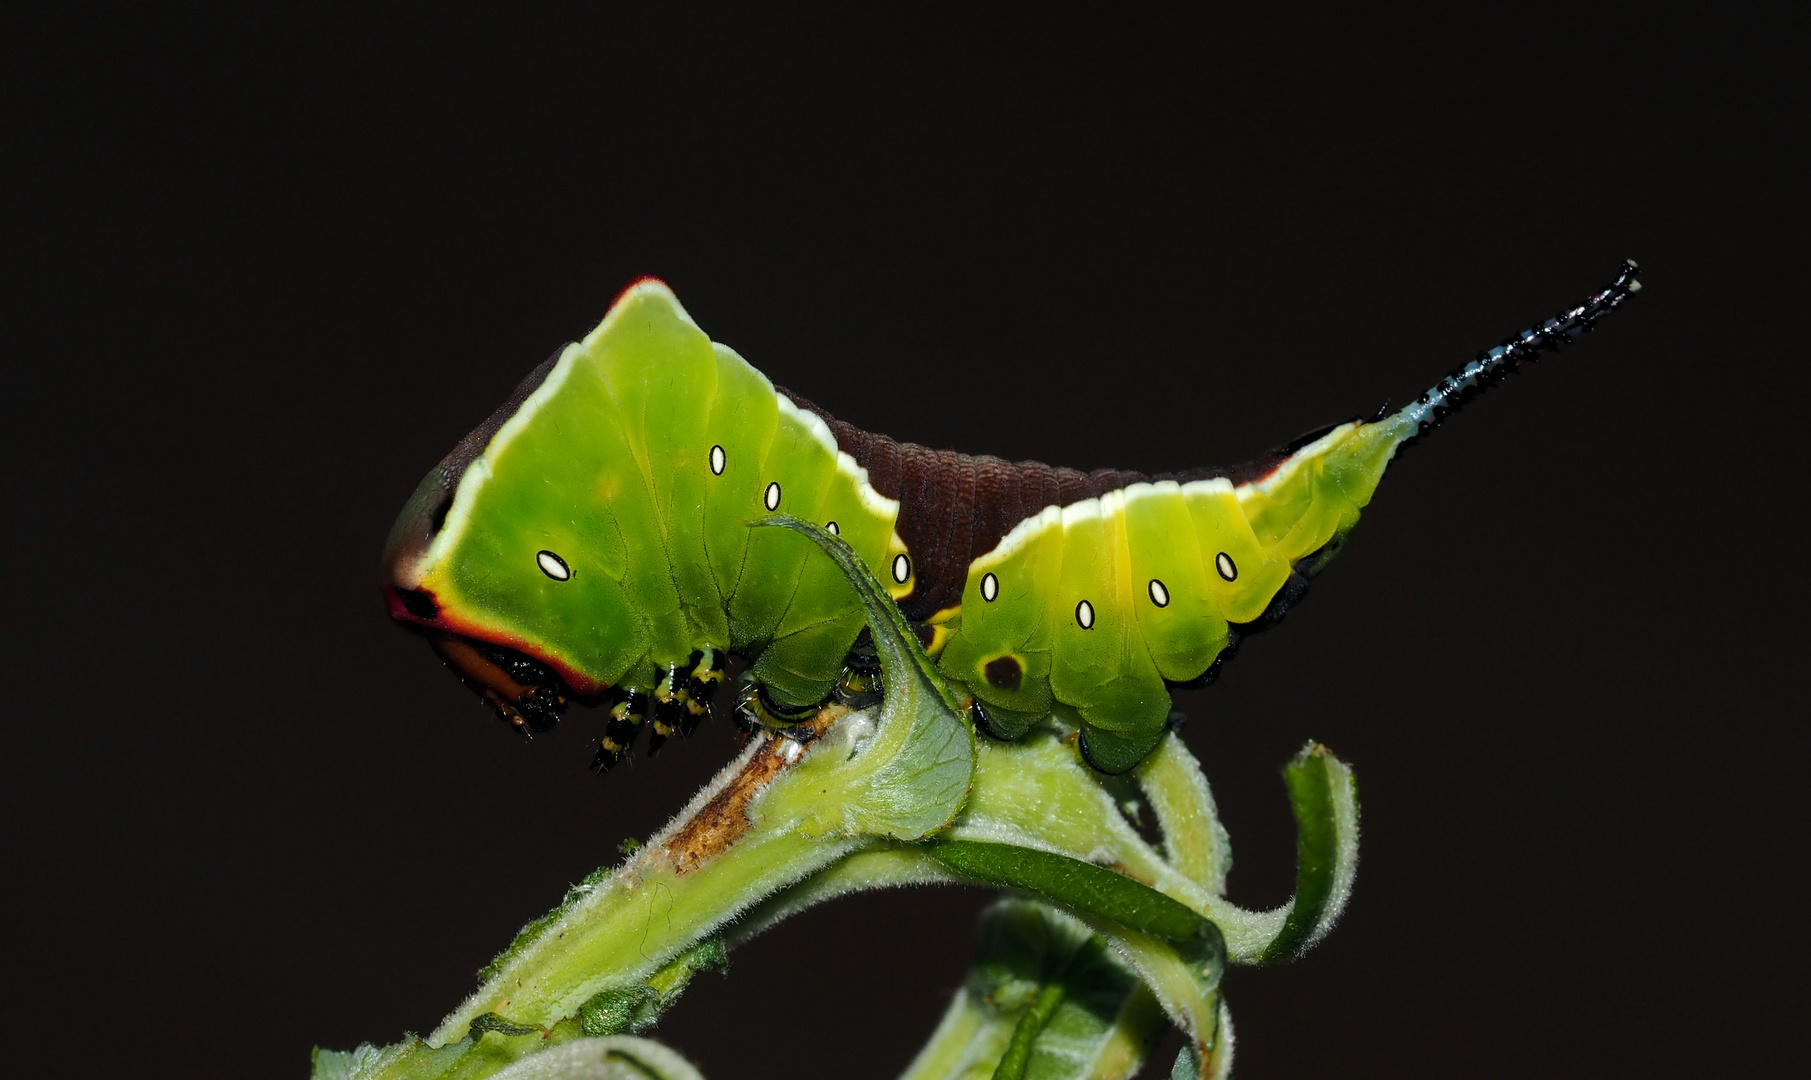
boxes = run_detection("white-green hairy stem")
[898,898,1170,1080]
[317,520,1359,1080]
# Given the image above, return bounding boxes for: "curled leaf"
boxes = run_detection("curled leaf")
[1081,921,1227,1078]
[758,516,976,840]
[901,898,1164,1080]
[924,839,1212,945]
[1260,742,1360,964]
[1134,734,1231,896]
[755,515,967,716]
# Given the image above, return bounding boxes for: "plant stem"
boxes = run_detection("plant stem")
[992,982,1067,1080]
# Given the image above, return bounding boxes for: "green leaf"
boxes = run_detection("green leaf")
[575,937,728,1037]
[757,516,975,840]
[756,515,967,716]
[992,982,1066,1080]
[1170,1044,1201,1080]
[1261,742,1360,964]
[577,987,659,1038]
[900,898,1163,1080]
[1076,920,1227,1078]
[924,839,1211,945]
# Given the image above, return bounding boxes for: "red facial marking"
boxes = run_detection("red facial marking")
[381,584,606,697]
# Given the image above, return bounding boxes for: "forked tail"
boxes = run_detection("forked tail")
[1305,259,1643,538]
[1385,259,1642,450]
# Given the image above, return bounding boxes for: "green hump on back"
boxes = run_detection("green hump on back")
[409,280,907,703]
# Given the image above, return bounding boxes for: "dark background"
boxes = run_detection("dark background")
[4,6,1802,1077]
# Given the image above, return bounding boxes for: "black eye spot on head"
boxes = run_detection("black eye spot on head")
[537,550,572,581]
[983,655,1023,691]
[395,588,439,620]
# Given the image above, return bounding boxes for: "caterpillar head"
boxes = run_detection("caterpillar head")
[381,280,707,734]
[380,347,599,733]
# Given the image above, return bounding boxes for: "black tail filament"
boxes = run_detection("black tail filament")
[1398,259,1641,449]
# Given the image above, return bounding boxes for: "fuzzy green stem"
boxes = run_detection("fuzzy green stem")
[318,521,1357,1080]
[992,982,1067,1080]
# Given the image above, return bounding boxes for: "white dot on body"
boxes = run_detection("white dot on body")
[536,550,571,581]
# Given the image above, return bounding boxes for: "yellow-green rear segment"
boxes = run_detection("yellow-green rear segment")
[938,419,1406,771]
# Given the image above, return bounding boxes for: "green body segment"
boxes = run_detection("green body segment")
[938,425,1395,770]
[398,281,1407,768]
[405,282,912,705]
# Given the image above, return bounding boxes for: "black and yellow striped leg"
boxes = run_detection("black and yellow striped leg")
[680,647,723,737]
[591,689,649,774]
[649,667,686,757]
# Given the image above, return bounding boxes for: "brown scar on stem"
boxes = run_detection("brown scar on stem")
[663,704,851,874]
[1103,859,1157,887]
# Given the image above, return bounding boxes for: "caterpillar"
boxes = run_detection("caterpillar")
[382,261,1640,774]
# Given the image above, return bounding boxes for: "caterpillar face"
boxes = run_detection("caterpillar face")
[382,348,613,733]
